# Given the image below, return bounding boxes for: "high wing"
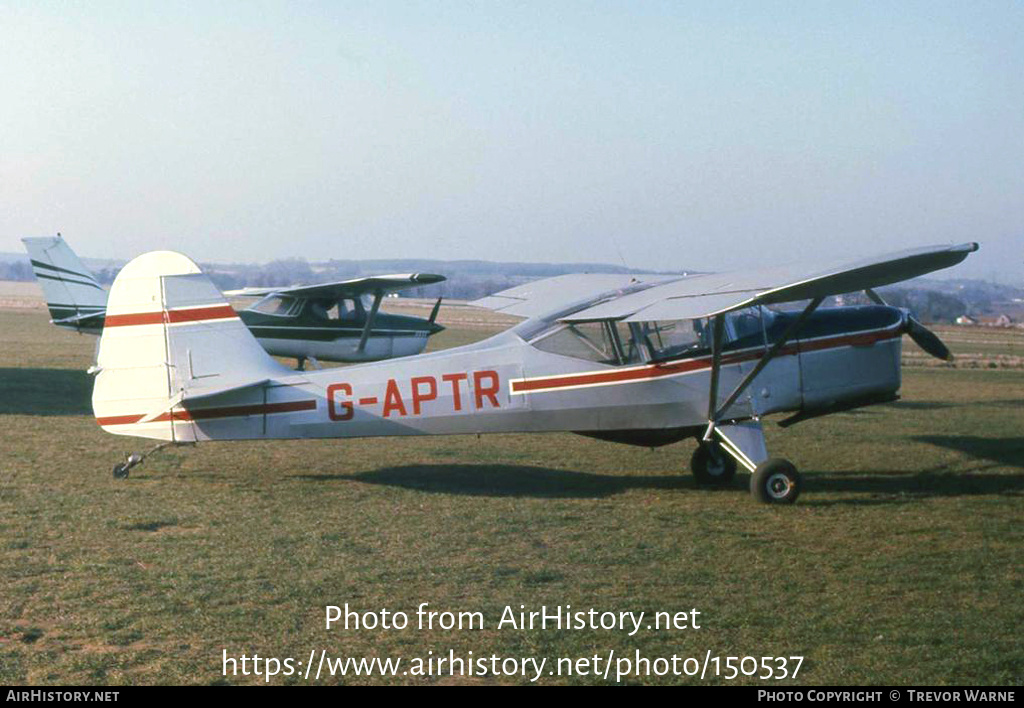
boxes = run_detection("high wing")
[564,243,978,322]
[474,243,976,324]
[470,273,678,319]
[224,273,445,300]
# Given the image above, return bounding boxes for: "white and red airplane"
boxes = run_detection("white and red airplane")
[90,243,977,503]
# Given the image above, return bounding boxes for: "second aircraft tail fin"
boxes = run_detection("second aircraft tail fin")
[21,235,107,331]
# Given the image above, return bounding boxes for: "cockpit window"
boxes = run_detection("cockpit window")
[613,321,647,364]
[532,322,620,364]
[311,298,364,321]
[527,308,780,365]
[724,307,774,350]
[729,309,762,341]
[642,320,711,360]
[251,294,301,317]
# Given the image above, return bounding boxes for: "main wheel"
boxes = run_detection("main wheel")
[690,442,737,486]
[750,458,801,504]
[112,463,130,480]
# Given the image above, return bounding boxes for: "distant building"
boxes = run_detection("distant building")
[955,313,1015,327]
[966,314,1015,327]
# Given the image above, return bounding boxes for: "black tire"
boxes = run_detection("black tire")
[690,442,737,486]
[112,463,130,480]
[750,458,801,504]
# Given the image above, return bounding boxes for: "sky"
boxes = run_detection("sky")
[1,1,1021,281]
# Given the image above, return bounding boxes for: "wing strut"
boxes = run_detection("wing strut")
[357,291,384,353]
[706,315,726,427]
[703,297,824,442]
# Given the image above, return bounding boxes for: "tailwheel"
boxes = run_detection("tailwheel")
[110,451,147,481]
[690,441,737,487]
[750,458,802,504]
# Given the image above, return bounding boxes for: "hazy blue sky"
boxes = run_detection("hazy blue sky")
[1,1,1021,280]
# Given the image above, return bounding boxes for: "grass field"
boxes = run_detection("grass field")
[0,305,1021,685]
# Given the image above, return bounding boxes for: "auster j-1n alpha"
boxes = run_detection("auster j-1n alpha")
[21,234,445,368]
[90,243,977,503]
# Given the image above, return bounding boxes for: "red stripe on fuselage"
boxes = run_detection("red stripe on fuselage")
[97,399,316,427]
[104,305,237,328]
[511,327,901,394]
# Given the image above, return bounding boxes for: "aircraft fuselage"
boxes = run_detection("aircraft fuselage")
[102,305,905,444]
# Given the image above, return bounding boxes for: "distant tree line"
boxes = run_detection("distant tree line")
[198,258,636,301]
[837,288,968,323]
[0,261,31,281]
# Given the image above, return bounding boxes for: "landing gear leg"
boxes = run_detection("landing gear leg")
[296,356,306,371]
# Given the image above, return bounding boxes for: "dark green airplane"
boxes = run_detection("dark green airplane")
[225,279,445,368]
[23,235,445,369]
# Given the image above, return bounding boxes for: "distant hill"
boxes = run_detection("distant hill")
[0,251,682,301]
[2,250,1020,322]
[199,258,687,301]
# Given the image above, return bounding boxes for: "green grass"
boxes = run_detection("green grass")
[0,310,1021,685]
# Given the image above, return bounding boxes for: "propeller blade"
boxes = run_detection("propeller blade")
[905,316,953,362]
[427,297,444,335]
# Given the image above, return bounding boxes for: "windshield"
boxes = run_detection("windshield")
[250,294,301,317]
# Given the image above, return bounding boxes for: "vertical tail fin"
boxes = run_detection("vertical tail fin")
[21,235,107,331]
[92,251,293,442]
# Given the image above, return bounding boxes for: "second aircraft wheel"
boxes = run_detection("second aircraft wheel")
[690,442,737,487]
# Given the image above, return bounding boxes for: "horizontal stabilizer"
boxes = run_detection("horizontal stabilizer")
[51,311,107,326]
[136,377,277,424]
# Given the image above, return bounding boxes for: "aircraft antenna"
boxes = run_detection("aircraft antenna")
[613,239,631,273]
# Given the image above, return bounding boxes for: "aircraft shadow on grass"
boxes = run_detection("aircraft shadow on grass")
[982,398,1024,409]
[0,368,92,416]
[802,435,1024,504]
[881,399,958,411]
[293,464,689,499]
[806,470,1024,503]
[299,434,1024,501]
[912,435,1024,470]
